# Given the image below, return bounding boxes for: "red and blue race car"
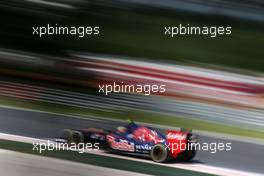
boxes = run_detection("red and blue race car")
[59,120,198,163]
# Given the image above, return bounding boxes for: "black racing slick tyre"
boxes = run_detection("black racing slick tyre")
[150,144,170,163]
[63,129,84,145]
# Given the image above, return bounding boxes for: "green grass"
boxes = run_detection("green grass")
[0,140,215,176]
[1,96,263,139]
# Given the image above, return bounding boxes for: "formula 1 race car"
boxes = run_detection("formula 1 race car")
[57,120,198,163]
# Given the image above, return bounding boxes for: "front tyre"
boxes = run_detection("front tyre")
[150,144,170,163]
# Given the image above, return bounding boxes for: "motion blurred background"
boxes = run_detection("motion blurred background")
[1,0,264,135]
[1,1,264,176]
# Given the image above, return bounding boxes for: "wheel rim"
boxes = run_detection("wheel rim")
[152,146,165,161]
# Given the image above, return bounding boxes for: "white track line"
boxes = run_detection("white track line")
[26,0,76,9]
[0,132,262,176]
[0,149,150,176]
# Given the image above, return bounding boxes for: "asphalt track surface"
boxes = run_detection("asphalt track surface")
[0,107,263,174]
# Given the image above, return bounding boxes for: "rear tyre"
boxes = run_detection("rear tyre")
[150,144,169,163]
[63,129,84,145]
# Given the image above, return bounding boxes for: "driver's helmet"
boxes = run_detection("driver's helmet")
[127,119,134,124]
[117,126,127,133]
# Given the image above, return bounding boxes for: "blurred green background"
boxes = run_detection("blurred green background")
[1,3,264,72]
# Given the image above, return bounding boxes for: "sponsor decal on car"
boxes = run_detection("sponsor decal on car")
[135,144,153,150]
[106,135,135,152]
[167,132,187,140]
